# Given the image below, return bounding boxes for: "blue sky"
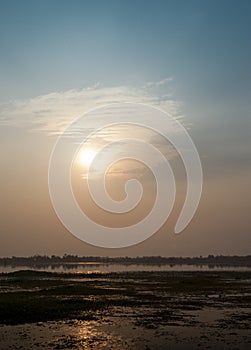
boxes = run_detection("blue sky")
[1,0,249,176]
[0,0,250,103]
[0,0,250,256]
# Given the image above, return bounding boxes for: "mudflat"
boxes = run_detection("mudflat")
[0,270,250,349]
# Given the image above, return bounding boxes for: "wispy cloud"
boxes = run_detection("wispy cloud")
[0,82,182,136]
[144,77,173,88]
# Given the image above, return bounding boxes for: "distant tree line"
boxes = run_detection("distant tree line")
[0,254,250,267]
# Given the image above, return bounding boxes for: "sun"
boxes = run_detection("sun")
[77,149,96,167]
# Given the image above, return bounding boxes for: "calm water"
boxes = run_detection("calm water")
[0,262,250,273]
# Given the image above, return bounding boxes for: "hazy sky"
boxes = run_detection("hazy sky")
[0,0,250,257]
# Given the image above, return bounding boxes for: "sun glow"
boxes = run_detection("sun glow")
[78,149,96,166]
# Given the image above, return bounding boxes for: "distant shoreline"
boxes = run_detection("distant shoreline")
[0,255,250,267]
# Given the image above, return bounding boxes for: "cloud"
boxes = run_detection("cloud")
[144,77,173,88]
[0,82,182,136]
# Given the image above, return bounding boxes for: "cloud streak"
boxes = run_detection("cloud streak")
[144,77,173,88]
[0,82,182,136]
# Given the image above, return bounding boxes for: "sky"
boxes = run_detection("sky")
[0,0,250,257]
